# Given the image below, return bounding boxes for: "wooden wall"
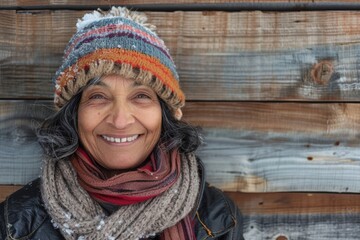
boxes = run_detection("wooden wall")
[2,1,360,239]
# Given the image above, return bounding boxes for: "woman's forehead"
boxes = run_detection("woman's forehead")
[94,75,153,90]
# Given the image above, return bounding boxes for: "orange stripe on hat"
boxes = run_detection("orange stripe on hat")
[56,48,185,102]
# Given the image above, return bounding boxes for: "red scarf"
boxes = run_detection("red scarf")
[71,147,196,240]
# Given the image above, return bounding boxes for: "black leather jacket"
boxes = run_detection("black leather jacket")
[0,164,243,240]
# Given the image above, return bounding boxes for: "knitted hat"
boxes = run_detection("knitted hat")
[53,7,184,118]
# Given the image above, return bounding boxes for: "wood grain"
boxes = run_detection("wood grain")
[228,192,360,239]
[1,0,360,7]
[243,213,360,239]
[184,102,360,192]
[0,185,21,202]
[0,100,53,184]
[183,102,360,136]
[227,191,360,215]
[1,10,360,101]
[198,130,360,192]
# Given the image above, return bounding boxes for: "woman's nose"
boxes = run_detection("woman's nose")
[107,101,135,129]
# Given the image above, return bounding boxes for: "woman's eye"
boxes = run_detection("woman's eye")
[136,94,150,99]
[89,94,106,99]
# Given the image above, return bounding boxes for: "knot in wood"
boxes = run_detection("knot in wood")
[275,235,288,240]
[310,61,334,85]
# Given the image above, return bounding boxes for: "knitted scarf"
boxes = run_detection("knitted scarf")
[71,148,182,206]
[41,149,200,240]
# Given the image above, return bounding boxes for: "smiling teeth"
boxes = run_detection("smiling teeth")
[102,135,139,143]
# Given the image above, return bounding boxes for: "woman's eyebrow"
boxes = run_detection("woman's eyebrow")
[93,81,108,87]
[86,80,110,90]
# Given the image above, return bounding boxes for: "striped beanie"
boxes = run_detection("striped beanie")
[54,7,184,118]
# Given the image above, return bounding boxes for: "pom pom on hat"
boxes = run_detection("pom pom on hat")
[76,7,156,32]
[54,7,184,117]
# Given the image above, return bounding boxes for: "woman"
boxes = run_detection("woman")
[0,7,243,239]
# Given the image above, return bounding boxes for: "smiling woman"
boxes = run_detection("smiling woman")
[77,75,162,171]
[0,6,243,240]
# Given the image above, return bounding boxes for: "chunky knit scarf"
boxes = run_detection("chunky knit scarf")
[71,148,183,206]
[41,149,200,240]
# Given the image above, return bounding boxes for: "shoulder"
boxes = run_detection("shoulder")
[195,183,244,240]
[0,178,62,239]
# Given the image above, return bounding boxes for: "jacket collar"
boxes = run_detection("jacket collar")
[193,156,206,216]
[5,179,48,239]
[195,158,237,238]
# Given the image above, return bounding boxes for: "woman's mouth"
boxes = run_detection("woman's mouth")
[101,134,139,143]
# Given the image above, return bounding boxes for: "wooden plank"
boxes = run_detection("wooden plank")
[0,10,73,99]
[183,102,360,192]
[0,185,21,202]
[243,213,360,239]
[198,129,360,193]
[227,191,360,215]
[227,192,360,239]
[0,0,358,7]
[1,185,360,239]
[2,10,360,101]
[0,100,54,184]
[2,1,360,7]
[183,102,360,136]
[2,100,360,194]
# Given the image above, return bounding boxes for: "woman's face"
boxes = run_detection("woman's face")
[77,74,162,170]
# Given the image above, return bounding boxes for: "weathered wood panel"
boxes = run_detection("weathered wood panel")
[184,102,360,136]
[227,192,360,215]
[0,185,21,202]
[198,129,360,192]
[228,192,360,239]
[0,100,53,184]
[2,10,360,101]
[243,212,360,239]
[2,100,360,194]
[2,0,360,7]
[184,102,360,192]
[1,3,360,238]
[186,101,360,191]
